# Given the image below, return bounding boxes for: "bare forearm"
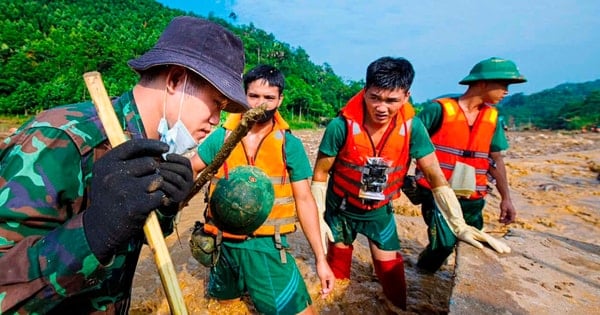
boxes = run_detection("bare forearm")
[294,180,327,262]
[297,201,327,262]
[312,153,334,183]
[416,152,449,188]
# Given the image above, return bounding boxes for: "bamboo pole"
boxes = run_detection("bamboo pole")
[182,103,266,206]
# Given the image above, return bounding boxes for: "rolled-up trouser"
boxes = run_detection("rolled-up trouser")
[417,188,485,272]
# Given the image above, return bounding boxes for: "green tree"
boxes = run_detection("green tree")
[0,0,362,126]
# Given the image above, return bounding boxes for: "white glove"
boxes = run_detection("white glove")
[432,186,511,254]
[311,181,334,254]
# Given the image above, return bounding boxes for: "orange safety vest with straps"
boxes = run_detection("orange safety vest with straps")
[331,90,414,210]
[416,98,497,199]
[203,111,297,241]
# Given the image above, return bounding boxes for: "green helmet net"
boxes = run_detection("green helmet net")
[459,57,527,85]
[210,166,275,235]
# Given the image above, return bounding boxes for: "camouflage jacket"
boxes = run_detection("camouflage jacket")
[0,91,173,314]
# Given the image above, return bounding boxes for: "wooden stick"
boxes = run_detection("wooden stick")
[83,71,188,315]
[182,104,266,206]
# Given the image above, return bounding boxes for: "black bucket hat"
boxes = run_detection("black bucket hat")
[128,16,249,113]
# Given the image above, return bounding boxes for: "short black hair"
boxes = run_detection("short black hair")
[243,64,285,95]
[365,57,415,92]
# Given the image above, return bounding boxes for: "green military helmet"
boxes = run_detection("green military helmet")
[210,165,275,235]
[459,57,527,85]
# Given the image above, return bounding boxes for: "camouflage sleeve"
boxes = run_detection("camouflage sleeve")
[0,127,104,312]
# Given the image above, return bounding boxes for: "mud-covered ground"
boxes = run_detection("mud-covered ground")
[449,131,599,315]
[124,130,599,314]
[4,125,596,314]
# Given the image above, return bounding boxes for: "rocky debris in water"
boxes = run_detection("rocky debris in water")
[123,129,600,314]
[588,161,600,173]
[537,183,562,191]
[587,160,600,180]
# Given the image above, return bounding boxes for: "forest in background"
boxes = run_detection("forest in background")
[1,0,598,130]
[497,80,600,130]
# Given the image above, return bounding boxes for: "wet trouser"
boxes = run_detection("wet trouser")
[417,188,485,272]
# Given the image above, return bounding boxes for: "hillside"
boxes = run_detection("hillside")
[0,0,361,123]
[1,0,598,129]
[414,80,600,131]
[498,79,600,130]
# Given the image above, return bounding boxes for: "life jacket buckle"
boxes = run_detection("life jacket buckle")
[461,150,475,158]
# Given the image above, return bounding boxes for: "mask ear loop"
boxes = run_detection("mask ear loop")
[157,85,169,141]
[172,71,188,245]
[162,85,168,122]
[177,73,188,122]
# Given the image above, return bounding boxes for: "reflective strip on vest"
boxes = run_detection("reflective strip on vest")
[417,98,497,199]
[434,144,489,159]
[205,115,297,239]
[331,90,414,209]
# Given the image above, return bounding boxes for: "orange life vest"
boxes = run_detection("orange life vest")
[331,90,414,210]
[417,98,497,199]
[204,111,297,240]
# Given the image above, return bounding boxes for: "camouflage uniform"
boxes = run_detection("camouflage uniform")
[0,91,173,314]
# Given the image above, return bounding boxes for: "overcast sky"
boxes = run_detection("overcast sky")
[158,0,599,102]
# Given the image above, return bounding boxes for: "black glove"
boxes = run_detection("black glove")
[83,139,168,263]
[401,175,424,205]
[156,153,194,216]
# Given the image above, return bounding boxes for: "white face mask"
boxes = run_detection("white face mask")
[157,75,197,155]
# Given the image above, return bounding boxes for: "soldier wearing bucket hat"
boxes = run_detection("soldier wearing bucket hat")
[414,57,525,272]
[128,15,249,114]
[0,16,248,314]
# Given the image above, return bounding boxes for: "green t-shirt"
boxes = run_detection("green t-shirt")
[198,127,313,182]
[318,115,435,159]
[418,100,509,152]
[198,126,311,250]
[318,115,434,217]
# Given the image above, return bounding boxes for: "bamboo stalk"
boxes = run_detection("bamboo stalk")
[182,104,266,206]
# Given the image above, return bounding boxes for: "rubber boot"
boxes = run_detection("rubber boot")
[373,253,407,310]
[326,244,353,279]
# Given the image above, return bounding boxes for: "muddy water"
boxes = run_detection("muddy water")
[130,129,454,314]
[128,130,599,314]
[2,124,598,313]
[130,192,454,314]
[502,134,600,245]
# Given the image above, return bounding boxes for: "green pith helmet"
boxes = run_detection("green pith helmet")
[210,166,274,235]
[459,57,527,85]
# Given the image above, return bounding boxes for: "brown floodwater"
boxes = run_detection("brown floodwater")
[128,130,599,314]
[130,195,454,314]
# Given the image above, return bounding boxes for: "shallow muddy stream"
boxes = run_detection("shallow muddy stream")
[128,130,599,314]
